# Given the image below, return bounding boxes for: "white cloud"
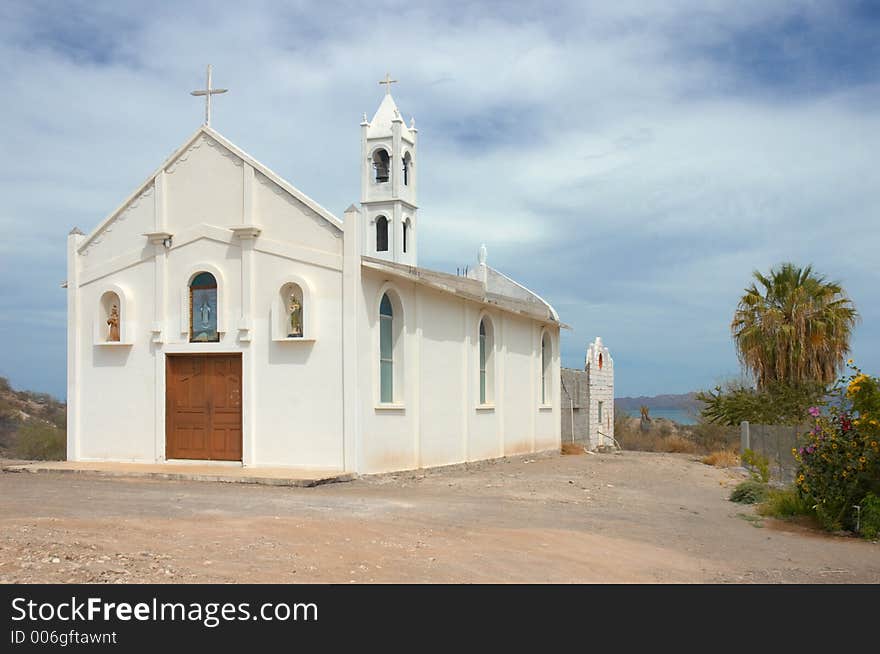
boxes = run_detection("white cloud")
[0,0,877,397]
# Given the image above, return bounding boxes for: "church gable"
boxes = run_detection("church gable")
[78,181,157,268]
[163,132,245,232]
[77,126,342,268]
[254,170,342,254]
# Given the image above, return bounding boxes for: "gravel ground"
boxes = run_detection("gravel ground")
[1,451,877,583]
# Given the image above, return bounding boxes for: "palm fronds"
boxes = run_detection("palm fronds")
[731,263,858,389]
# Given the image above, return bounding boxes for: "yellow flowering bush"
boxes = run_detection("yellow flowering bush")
[795,364,880,532]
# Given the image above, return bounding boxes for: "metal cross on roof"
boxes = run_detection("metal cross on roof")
[379,72,398,95]
[190,65,228,126]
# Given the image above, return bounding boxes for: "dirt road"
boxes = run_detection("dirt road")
[1,451,877,583]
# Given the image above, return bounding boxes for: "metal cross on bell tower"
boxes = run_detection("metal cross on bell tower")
[190,65,228,126]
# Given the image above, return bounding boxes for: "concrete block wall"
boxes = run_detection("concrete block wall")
[561,368,588,445]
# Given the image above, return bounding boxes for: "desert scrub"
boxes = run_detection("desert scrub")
[688,419,739,452]
[13,420,66,460]
[702,450,739,468]
[659,435,697,454]
[757,487,813,519]
[730,480,769,504]
[614,422,698,453]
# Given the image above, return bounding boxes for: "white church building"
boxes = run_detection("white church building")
[65,73,563,474]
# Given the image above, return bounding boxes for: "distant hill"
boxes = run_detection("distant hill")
[0,377,66,458]
[615,392,703,414]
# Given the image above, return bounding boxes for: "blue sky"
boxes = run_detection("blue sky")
[1,0,878,399]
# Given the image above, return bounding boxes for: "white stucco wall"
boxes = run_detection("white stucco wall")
[356,269,561,474]
[254,170,342,254]
[76,259,157,461]
[249,252,344,468]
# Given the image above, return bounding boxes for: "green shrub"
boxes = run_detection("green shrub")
[858,493,880,540]
[730,480,769,504]
[13,421,66,460]
[698,380,826,426]
[757,487,813,518]
[742,448,771,483]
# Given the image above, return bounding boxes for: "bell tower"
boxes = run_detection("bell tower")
[360,74,418,265]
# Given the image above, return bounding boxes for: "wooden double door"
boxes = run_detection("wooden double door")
[165,354,242,461]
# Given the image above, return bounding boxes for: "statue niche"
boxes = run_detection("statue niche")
[99,290,123,344]
[107,304,120,342]
[288,294,303,337]
[276,282,306,340]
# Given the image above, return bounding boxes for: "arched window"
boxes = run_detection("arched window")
[402,218,410,254]
[376,216,389,252]
[190,272,219,342]
[598,353,603,370]
[379,293,394,403]
[373,149,390,183]
[402,152,412,186]
[479,317,495,404]
[541,332,551,404]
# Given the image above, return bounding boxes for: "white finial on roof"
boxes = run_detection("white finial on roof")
[379,72,398,95]
[190,64,228,126]
[478,243,488,265]
[410,117,416,129]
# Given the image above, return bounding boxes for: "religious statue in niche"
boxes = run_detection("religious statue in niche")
[106,304,120,342]
[287,293,303,338]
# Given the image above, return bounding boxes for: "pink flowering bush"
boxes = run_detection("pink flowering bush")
[795,363,880,532]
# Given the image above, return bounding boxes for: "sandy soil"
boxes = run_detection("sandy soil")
[1,451,877,583]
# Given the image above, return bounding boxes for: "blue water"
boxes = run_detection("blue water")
[625,408,698,425]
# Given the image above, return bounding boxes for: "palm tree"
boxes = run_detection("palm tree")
[731,263,858,389]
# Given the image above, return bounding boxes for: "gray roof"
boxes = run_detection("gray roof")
[361,256,565,327]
